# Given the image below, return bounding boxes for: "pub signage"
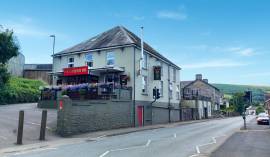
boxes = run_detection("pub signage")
[63,66,88,76]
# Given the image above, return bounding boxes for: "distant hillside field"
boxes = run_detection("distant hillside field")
[212,83,270,103]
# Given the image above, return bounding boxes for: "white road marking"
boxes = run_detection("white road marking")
[99,139,151,157]
[145,140,151,147]
[99,151,110,157]
[173,133,177,138]
[192,134,227,156]
[196,146,200,154]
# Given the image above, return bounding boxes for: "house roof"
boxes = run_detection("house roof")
[181,79,220,91]
[54,26,180,70]
[180,81,193,89]
[24,64,52,71]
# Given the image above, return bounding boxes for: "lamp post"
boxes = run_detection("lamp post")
[50,35,55,55]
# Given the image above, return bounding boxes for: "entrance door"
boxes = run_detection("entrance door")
[137,106,144,127]
[204,107,208,119]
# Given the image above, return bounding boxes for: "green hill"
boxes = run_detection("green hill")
[212,83,270,103]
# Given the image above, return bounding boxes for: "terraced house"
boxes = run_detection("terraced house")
[52,26,181,126]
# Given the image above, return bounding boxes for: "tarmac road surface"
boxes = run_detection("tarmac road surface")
[5,116,253,157]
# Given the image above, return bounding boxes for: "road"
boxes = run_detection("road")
[211,117,270,157]
[5,116,253,157]
[0,103,59,149]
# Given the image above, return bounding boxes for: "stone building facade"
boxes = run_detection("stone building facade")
[181,74,223,118]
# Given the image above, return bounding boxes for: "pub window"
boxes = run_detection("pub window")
[85,53,93,67]
[106,52,115,66]
[68,57,74,68]
[142,75,148,94]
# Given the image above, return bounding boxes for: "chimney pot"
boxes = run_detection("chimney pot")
[196,74,202,80]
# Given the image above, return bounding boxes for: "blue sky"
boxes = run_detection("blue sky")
[1,0,270,85]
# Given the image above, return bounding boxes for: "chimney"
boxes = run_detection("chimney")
[203,79,208,83]
[195,74,202,80]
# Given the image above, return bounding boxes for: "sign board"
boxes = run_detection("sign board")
[153,66,161,80]
[120,75,128,86]
[63,66,88,76]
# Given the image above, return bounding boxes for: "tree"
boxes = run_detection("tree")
[256,106,265,115]
[0,28,19,87]
[229,92,246,114]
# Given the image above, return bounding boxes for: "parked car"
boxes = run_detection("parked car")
[256,113,269,125]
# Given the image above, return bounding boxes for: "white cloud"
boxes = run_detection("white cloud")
[181,59,249,69]
[185,45,257,57]
[157,11,187,20]
[227,47,256,56]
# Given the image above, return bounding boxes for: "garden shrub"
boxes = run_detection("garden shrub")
[0,77,46,105]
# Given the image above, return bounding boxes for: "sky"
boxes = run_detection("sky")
[0,0,270,86]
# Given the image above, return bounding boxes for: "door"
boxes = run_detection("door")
[137,106,144,127]
[204,107,208,119]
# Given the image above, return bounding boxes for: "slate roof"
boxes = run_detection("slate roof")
[181,79,220,91]
[54,26,180,69]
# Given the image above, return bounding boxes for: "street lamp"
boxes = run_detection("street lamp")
[50,35,55,55]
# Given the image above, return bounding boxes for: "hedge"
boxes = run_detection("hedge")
[0,77,46,105]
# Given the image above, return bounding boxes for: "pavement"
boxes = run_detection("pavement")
[210,116,270,157]
[0,103,60,149]
[0,115,253,157]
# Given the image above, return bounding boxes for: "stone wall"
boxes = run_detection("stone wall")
[37,100,58,109]
[57,96,133,136]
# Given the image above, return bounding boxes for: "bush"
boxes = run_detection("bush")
[0,77,46,105]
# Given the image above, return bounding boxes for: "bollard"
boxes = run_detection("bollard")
[39,110,47,140]
[16,110,24,145]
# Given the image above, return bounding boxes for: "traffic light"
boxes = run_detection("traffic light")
[153,87,161,100]
[244,91,252,104]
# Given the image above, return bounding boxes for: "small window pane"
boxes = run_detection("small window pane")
[107,52,115,66]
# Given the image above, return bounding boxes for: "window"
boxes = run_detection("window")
[142,52,147,69]
[169,83,173,99]
[142,75,148,94]
[176,85,180,100]
[160,81,163,97]
[68,57,74,68]
[85,53,93,67]
[173,68,176,82]
[106,52,115,66]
